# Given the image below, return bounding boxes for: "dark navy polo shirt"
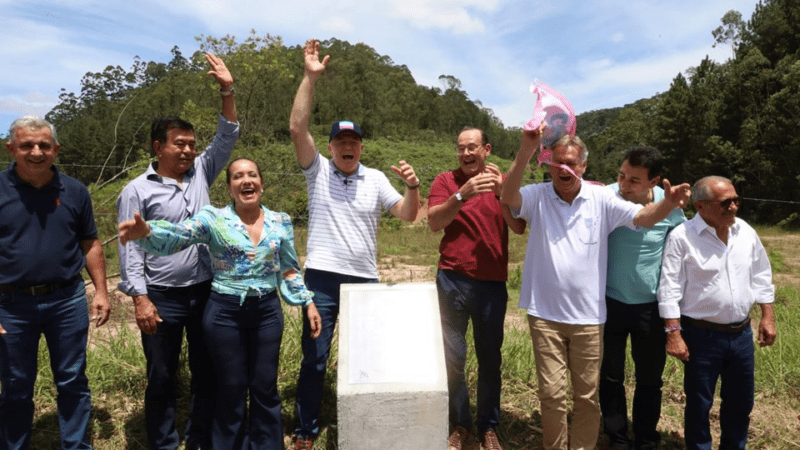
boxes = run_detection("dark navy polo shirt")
[0,162,98,285]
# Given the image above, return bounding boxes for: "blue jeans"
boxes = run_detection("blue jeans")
[599,297,666,450]
[0,279,92,450]
[682,321,754,450]
[294,269,377,439]
[142,282,215,450]
[203,290,284,450]
[436,270,507,433]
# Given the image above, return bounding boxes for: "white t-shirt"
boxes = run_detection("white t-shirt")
[302,153,402,279]
[513,182,642,324]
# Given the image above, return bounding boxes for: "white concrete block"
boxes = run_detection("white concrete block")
[337,282,448,450]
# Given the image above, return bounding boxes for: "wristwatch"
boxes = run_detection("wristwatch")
[454,191,464,202]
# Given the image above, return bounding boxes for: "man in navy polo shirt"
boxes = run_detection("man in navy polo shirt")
[0,115,111,450]
[116,53,238,450]
[429,127,526,450]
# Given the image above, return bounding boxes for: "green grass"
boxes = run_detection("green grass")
[23,224,800,449]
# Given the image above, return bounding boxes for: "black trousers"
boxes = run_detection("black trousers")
[599,297,666,450]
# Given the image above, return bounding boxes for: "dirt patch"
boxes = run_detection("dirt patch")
[377,259,435,283]
[761,235,800,288]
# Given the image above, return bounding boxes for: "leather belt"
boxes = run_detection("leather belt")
[681,315,751,333]
[0,276,81,296]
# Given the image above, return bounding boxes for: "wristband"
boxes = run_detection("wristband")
[219,86,235,96]
[406,182,420,190]
[664,324,681,333]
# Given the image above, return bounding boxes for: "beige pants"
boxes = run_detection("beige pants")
[528,316,603,450]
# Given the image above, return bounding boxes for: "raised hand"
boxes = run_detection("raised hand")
[390,160,419,188]
[662,178,691,209]
[304,39,330,78]
[484,162,503,196]
[118,212,151,245]
[520,122,547,163]
[205,53,234,91]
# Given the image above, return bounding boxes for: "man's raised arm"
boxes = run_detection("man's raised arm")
[289,39,330,169]
[501,125,544,211]
[205,53,237,123]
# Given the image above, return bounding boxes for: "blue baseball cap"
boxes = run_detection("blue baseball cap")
[329,120,362,141]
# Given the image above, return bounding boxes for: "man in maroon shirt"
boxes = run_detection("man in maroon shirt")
[428,127,526,450]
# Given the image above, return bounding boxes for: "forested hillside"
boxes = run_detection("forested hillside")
[576,0,800,225]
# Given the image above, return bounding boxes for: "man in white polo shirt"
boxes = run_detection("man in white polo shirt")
[288,38,420,450]
[500,126,689,450]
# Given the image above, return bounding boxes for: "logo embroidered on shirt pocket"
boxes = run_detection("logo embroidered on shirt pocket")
[578,216,599,244]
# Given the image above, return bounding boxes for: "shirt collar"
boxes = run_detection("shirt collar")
[546,181,589,204]
[145,161,196,183]
[331,161,364,180]
[6,162,63,190]
[688,213,740,237]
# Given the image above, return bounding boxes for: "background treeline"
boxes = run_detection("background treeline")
[578,0,800,225]
[1,0,798,225]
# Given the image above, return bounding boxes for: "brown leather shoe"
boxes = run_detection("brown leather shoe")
[481,429,503,450]
[448,426,469,450]
[294,437,314,450]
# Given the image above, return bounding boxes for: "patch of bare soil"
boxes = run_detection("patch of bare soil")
[84,276,140,348]
[377,258,435,283]
[762,235,800,288]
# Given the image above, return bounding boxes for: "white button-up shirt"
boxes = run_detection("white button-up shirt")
[657,214,774,324]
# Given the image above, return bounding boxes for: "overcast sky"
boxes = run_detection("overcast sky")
[0,0,758,137]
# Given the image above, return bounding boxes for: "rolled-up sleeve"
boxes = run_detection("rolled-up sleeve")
[751,235,775,304]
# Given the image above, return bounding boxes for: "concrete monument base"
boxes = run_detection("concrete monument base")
[337,282,448,449]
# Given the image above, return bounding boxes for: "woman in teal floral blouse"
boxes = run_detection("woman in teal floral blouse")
[120,158,321,450]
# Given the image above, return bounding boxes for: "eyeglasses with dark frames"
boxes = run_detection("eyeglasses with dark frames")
[708,196,742,208]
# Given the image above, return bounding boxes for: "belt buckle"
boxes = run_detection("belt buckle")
[28,284,52,296]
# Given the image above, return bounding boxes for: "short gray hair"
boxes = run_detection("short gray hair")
[551,134,588,162]
[692,176,732,202]
[8,116,59,145]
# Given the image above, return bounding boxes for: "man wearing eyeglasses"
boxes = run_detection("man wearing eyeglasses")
[657,176,776,450]
[428,127,526,450]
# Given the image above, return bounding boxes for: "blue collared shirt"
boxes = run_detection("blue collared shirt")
[139,204,314,306]
[0,163,97,285]
[117,115,239,296]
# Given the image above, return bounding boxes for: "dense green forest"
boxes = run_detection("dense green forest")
[2,0,799,225]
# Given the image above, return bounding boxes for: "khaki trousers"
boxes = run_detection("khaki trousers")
[528,316,603,450]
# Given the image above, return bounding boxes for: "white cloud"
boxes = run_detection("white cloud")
[0,93,58,118]
[389,0,498,33]
[320,16,356,34]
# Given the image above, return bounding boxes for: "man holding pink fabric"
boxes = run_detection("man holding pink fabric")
[500,125,689,450]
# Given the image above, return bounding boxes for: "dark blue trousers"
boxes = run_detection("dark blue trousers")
[142,281,215,450]
[204,290,284,450]
[0,279,92,450]
[294,268,377,439]
[682,321,754,450]
[436,269,507,433]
